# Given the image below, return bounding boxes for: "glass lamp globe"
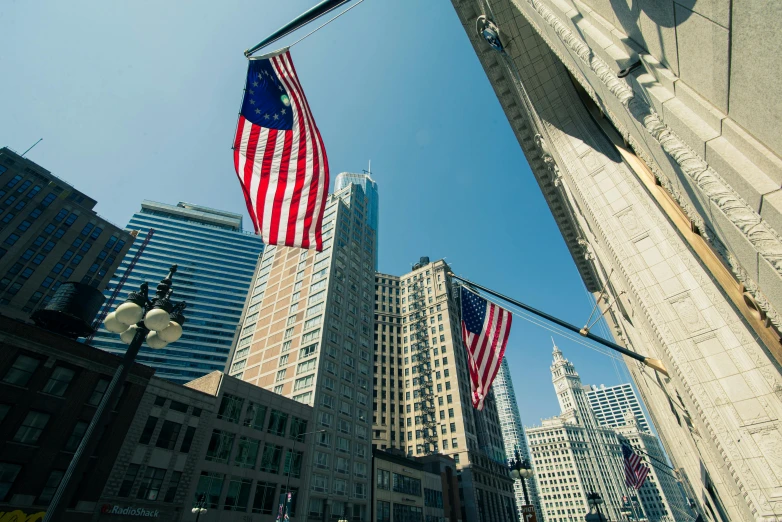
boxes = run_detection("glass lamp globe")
[144,308,171,331]
[158,321,183,343]
[103,312,127,334]
[115,301,144,325]
[146,331,169,349]
[510,469,521,480]
[120,325,140,344]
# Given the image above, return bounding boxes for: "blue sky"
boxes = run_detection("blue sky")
[1,0,635,426]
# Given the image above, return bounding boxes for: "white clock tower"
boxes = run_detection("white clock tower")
[551,341,599,429]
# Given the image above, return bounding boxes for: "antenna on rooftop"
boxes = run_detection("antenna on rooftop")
[362,160,371,177]
[21,138,43,157]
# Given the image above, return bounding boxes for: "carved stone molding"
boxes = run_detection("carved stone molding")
[505,0,782,301]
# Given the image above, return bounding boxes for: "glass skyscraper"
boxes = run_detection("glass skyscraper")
[91,200,264,384]
[585,382,651,433]
[334,172,378,267]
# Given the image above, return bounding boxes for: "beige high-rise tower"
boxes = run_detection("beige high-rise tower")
[227,183,376,522]
[373,258,517,522]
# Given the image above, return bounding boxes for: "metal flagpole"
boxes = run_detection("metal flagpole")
[447,273,669,377]
[245,0,353,57]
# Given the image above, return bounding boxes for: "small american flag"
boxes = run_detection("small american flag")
[233,48,329,250]
[460,287,512,410]
[622,440,650,489]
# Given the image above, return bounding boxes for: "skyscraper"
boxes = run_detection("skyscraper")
[527,345,692,522]
[585,383,650,434]
[0,147,133,318]
[372,258,517,522]
[333,172,378,267]
[493,357,541,520]
[226,183,375,522]
[91,201,263,384]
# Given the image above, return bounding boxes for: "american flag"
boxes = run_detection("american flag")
[460,287,512,410]
[621,440,650,489]
[233,49,329,250]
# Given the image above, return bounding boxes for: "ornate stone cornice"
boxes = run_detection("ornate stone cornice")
[503,0,782,330]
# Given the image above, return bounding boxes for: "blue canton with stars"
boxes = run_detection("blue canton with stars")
[241,57,293,130]
[461,287,488,335]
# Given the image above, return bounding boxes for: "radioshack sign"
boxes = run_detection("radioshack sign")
[101,504,160,517]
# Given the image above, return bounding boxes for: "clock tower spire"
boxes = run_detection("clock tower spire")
[550,340,598,428]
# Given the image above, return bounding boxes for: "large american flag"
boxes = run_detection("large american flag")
[460,287,512,410]
[621,440,650,489]
[233,49,329,250]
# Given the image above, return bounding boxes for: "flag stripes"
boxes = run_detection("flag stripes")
[233,49,328,250]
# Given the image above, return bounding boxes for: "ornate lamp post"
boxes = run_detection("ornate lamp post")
[43,265,186,522]
[279,429,326,521]
[193,494,208,521]
[508,446,534,504]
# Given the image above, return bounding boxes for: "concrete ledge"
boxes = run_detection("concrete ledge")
[707,200,759,283]
[722,119,782,187]
[662,97,720,159]
[674,81,726,134]
[705,136,779,214]
[759,191,782,241]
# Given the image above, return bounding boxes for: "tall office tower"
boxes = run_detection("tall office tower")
[91,201,263,384]
[528,345,693,522]
[527,344,630,522]
[585,383,651,433]
[227,183,375,522]
[372,258,517,522]
[494,357,542,520]
[0,147,133,318]
[333,172,378,267]
[615,411,695,522]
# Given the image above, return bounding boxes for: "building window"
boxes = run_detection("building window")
[194,471,225,509]
[64,421,88,452]
[259,443,283,473]
[37,470,64,505]
[155,421,182,450]
[137,466,166,501]
[88,378,109,406]
[284,449,304,478]
[252,481,278,514]
[224,477,252,511]
[243,402,267,430]
[205,430,235,464]
[267,410,288,436]
[41,366,75,397]
[234,437,260,469]
[118,464,140,497]
[289,417,308,442]
[217,394,244,424]
[376,469,390,490]
[163,471,181,503]
[13,411,50,444]
[139,417,158,445]
[0,463,22,502]
[377,501,391,522]
[3,354,40,387]
[179,426,196,453]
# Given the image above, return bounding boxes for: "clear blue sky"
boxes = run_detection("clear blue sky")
[1,0,635,427]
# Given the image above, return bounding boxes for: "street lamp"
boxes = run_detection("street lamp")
[508,446,534,504]
[192,494,208,521]
[43,265,187,522]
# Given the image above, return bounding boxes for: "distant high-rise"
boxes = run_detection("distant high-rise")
[372,258,517,522]
[585,383,650,433]
[493,357,541,521]
[0,147,134,319]
[333,172,378,267]
[91,201,263,384]
[226,184,375,522]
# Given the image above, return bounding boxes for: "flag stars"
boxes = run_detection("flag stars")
[249,99,255,105]
[263,114,270,119]
[252,81,259,87]
[249,89,255,95]
[280,109,287,115]
[273,114,279,120]
[255,108,261,115]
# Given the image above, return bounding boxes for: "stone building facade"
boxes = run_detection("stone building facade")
[450,0,782,519]
[372,259,517,522]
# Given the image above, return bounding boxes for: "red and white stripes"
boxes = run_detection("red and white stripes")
[462,302,512,410]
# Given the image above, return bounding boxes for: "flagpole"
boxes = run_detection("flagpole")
[447,273,669,377]
[244,0,353,57]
